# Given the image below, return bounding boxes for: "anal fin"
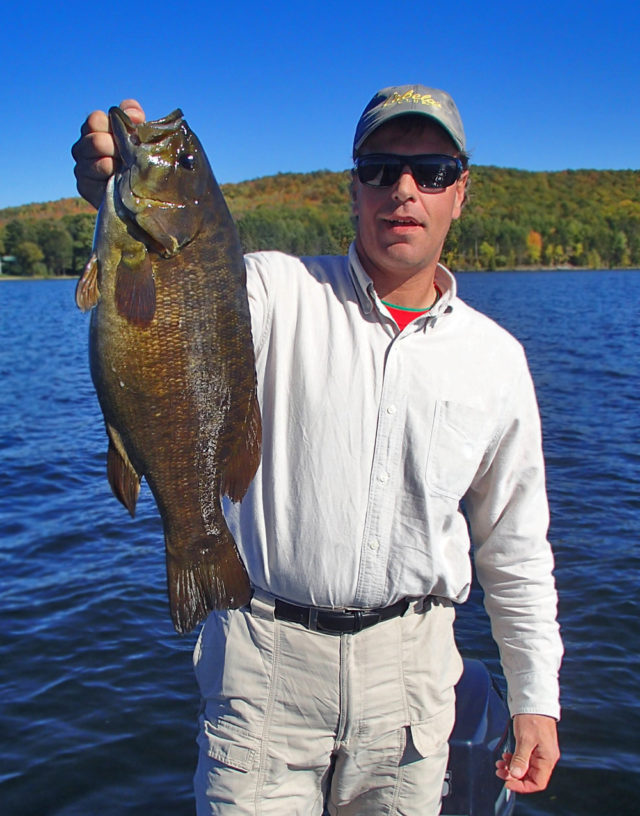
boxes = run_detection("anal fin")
[106,423,141,516]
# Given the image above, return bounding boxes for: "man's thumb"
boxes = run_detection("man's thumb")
[509,753,529,779]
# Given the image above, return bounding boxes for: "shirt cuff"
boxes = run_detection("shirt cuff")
[506,671,561,720]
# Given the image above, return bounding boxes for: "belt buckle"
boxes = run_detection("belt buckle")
[321,609,362,634]
[353,610,364,633]
[307,607,375,635]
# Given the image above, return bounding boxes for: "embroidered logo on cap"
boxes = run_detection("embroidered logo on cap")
[382,91,443,109]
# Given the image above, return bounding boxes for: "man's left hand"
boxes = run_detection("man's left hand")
[495,713,560,793]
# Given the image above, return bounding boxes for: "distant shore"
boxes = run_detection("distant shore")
[0,274,78,281]
[2,268,639,282]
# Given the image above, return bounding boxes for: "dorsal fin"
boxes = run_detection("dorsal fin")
[221,393,262,502]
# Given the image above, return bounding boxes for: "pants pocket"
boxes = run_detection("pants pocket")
[409,705,456,758]
[400,599,463,724]
[197,717,260,772]
[193,606,275,737]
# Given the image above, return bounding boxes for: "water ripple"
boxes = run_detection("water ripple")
[2,274,640,815]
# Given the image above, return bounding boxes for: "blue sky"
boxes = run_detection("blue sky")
[1,0,638,209]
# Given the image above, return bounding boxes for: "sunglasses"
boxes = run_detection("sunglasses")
[354,153,463,190]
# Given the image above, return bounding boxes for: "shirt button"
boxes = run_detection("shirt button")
[387,405,397,415]
[369,539,380,551]
[378,472,389,483]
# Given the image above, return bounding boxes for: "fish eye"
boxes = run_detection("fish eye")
[178,153,196,170]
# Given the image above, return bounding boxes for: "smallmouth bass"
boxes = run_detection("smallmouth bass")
[77,107,261,633]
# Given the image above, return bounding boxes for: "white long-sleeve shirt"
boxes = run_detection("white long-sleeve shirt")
[224,243,562,719]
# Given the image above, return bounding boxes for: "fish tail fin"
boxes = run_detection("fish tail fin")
[165,527,251,634]
[222,392,262,503]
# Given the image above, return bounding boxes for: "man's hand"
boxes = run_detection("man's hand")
[495,713,560,793]
[71,99,146,209]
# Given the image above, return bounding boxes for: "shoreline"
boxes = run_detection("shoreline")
[0,274,78,281]
[2,268,639,281]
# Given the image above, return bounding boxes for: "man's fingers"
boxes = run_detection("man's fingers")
[72,131,119,209]
[74,172,111,210]
[496,750,528,780]
[500,713,560,793]
[77,101,144,143]
[73,155,116,182]
[79,109,110,139]
[71,99,146,209]
[71,131,118,209]
[508,745,532,779]
[72,130,119,163]
[495,744,557,794]
[118,99,146,123]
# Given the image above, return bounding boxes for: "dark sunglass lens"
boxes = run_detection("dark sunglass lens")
[413,158,460,189]
[356,155,461,188]
[357,158,400,187]
[357,161,381,185]
[379,162,402,187]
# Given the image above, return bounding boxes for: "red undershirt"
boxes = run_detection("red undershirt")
[381,286,442,331]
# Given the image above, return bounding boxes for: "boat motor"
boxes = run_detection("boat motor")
[441,658,516,816]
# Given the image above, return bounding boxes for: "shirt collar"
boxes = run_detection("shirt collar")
[348,242,457,322]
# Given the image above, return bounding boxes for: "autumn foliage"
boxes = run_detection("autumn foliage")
[1,166,638,276]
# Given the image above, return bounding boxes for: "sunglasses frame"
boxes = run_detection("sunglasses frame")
[354,153,463,190]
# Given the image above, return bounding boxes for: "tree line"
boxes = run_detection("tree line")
[1,166,638,276]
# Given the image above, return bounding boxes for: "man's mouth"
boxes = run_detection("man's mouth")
[384,216,421,227]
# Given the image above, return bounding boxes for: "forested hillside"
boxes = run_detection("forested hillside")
[1,166,638,276]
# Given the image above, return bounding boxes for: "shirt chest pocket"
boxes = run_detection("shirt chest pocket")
[426,400,491,500]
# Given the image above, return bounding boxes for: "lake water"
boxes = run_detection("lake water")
[1,271,638,815]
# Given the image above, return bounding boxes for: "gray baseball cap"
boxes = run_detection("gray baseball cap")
[353,84,466,157]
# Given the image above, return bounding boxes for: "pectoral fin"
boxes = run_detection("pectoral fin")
[76,253,100,311]
[106,423,141,516]
[115,250,156,327]
[222,393,262,503]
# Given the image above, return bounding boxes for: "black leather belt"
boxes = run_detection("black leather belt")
[274,597,410,634]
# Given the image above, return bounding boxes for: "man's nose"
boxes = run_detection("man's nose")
[392,166,419,200]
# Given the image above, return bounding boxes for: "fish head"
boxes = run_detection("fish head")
[109,107,213,257]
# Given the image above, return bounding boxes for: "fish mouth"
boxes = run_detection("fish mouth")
[109,107,142,170]
[109,107,192,256]
[113,185,178,257]
[109,106,187,205]
[109,106,184,166]
[117,171,187,231]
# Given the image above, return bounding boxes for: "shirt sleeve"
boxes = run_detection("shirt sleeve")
[463,355,563,719]
[243,252,275,354]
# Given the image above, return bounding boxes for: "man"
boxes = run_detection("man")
[72,85,562,815]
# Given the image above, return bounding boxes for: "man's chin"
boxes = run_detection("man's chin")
[379,243,427,270]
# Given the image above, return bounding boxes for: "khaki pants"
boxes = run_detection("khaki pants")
[193,592,462,815]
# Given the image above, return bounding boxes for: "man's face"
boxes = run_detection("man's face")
[352,119,468,289]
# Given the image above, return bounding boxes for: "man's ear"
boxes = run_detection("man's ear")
[452,170,469,221]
